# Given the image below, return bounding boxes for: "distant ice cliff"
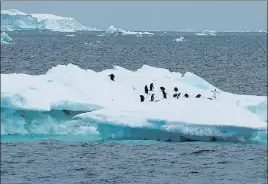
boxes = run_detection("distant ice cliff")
[1,9,100,32]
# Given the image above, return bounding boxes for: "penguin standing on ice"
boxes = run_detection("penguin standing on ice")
[177,93,181,99]
[184,93,189,98]
[149,83,154,91]
[151,94,155,102]
[195,94,201,98]
[211,89,220,99]
[173,87,179,98]
[109,74,115,81]
[140,95,145,102]
[145,85,149,94]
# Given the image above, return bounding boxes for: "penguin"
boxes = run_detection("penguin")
[145,85,149,94]
[160,87,165,91]
[211,89,220,99]
[195,94,201,98]
[151,94,155,101]
[177,93,181,99]
[140,95,145,102]
[184,93,189,98]
[173,94,178,98]
[149,83,154,91]
[174,87,178,92]
[108,74,115,81]
[162,91,167,99]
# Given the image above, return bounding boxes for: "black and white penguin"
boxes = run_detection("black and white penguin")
[177,93,181,99]
[108,74,115,81]
[151,94,155,101]
[174,87,178,92]
[195,94,201,98]
[184,93,189,98]
[149,83,154,91]
[140,95,145,102]
[145,85,149,94]
[173,94,178,98]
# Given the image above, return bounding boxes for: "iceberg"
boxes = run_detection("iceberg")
[106,25,154,36]
[195,30,217,36]
[1,9,100,32]
[1,32,12,44]
[1,64,266,142]
[173,37,184,42]
[258,30,267,33]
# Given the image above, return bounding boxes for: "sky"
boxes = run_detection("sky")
[1,1,267,31]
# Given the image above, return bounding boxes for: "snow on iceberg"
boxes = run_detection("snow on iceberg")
[195,30,217,36]
[1,9,26,15]
[31,13,99,32]
[1,64,267,142]
[1,9,100,32]
[1,32,12,44]
[106,25,154,36]
[173,37,184,42]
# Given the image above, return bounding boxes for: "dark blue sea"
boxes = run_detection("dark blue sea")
[1,31,267,184]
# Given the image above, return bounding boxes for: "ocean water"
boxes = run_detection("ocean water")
[1,31,267,184]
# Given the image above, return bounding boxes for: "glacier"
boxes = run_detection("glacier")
[1,32,12,44]
[106,25,154,36]
[1,9,100,32]
[1,64,267,143]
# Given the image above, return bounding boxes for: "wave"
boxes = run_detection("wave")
[1,64,267,143]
